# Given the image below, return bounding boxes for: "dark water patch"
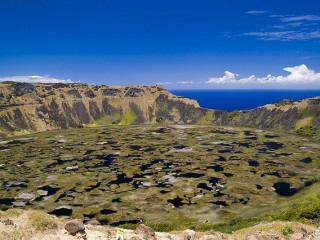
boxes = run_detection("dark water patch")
[223,173,234,177]
[155,128,170,133]
[274,153,291,157]
[109,173,133,185]
[112,198,123,203]
[209,177,220,186]
[261,172,282,178]
[197,183,212,191]
[263,142,284,150]
[207,165,224,172]
[47,159,65,168]
[38,186,60,196]
[85,182,102,192]
[265,134,279,138]
[217,156,226,161]
[173,145,189,149]
[129,145,142,151]
[179,172,204,178]
[249,160,259,167]
[212,201,228,206]
[244,131,253,136]
[0,198,14,206]
[238,142,252,148]
[219,149,231,153]
[140,159,162,171]
[214,192,226,197]
[257,148,268,153]
[207,149,213,152]
[83,213,95,218]
[100,209,117,214]
[245,136,257,140]
[93,154,116,168]
[304,181,313,187]
[111,220,141,226]
[240,197,250,204]
[301,157,312,164]
[250,170,256,174]
[50,207,72,216]
[160,190,170,194]
[168,196,184,207]
[256,184,263,189]
[273,182,297,196]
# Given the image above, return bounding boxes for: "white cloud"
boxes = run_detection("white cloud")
[0,75,73,83]
[156,81,172,85]
[242,31,320,41]
[177,81,194,84]
[206,64,320,86]
[246,11,267,14]
[280,15,320,22]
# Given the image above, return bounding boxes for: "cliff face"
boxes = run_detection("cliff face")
[227,97,320,139]
[0,82,319,139]
[0,83,211,137]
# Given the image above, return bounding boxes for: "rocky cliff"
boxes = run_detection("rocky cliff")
[0,82,211,137]
[0,82,319,139]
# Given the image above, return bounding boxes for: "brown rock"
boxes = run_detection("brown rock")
[180,229,196,240]
[134,224,156,240]
[64,219,85,236]
[0,215,15,226]
[290,233,304,240]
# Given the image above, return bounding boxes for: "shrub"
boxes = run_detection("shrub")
[227,111,240,122]
[117,223,138,230]
[146,222,178,232]
[278,225,294,235]
[27,211,59,231]
[297,125,317,137]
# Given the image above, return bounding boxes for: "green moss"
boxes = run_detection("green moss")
[297,125,317,137]
[227,111,240,122]
[120,110,137,125]
[278,225,294,235]
[96,113,121,125]
[266,115,279,128]
[197,110,215,124]
[146,222,178,232]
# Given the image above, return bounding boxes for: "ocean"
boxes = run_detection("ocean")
[169,89,320,112]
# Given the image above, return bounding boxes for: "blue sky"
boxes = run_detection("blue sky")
[0,0,320,89]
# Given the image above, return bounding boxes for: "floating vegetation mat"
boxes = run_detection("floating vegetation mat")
[0,125,319,226]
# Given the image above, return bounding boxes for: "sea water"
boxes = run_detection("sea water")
[169,89,320,112]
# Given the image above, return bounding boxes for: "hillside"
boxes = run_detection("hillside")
[0,82,319,139]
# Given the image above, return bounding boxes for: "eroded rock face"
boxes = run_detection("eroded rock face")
[0,215,15,226]
[102,88,121,96]
[64,219,85,236]
[125,88,144,97]
[134,224,156,240]
[13,83,36,96]
[67,90,82,98]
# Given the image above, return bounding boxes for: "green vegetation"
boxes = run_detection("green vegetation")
[0,81,17,84]
[227,111,240,122]
[197,110,215,124]
[120,110,137,125]
[297,125,317,137]
[0,125,319,230]
[277,225,294,235]
[146,222,178,232]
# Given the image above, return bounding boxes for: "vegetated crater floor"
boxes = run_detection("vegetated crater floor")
[0,125,319,226]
